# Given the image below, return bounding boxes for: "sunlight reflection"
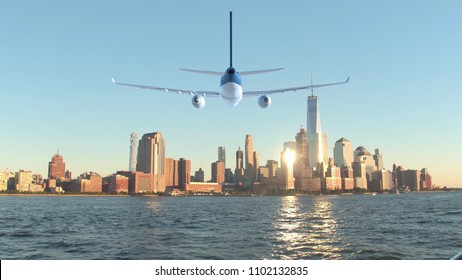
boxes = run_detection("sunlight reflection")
[271,196,344,259]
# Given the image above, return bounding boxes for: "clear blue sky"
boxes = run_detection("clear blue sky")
[1,0,461,187]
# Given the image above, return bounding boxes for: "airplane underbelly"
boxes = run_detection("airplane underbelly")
[220,82,243,107]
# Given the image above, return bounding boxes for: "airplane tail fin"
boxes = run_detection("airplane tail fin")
[230,11,233,67]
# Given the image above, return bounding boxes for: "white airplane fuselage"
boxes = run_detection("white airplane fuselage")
[219,67,243,107]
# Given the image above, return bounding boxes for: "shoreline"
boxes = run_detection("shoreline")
[0,190,456,197]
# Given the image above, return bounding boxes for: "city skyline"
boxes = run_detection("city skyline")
[1,1,461,187]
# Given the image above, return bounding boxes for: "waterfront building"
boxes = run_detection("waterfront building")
[185,182,222,193]
[369,170,393,192]
[397,168,420,191]
[137,132,166,193]
[420,168,433,191]
[164,158,178,187]
[0,169,14,191]
[48,151,66,179]
[334,138,354,168]
[117,171,153,193]
[296,166,321,193]
[65,170,72,179]
[178,158,191,189]
[211,161,225,184]
[78,172,102,193]
[129,132,138,172]
[15,170,42,192]
[245,134,254,184]
[108,174,129,193]
[325,165,342,192]
[218,146,226,169]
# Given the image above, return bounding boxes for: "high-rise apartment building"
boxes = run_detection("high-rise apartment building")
[334,138,354,168]
[307,96,328,167]
[137,132,166,193]
[218,146,226,169]
[48,151,66,179]
[129,132,138,172]
[178,158,191,189]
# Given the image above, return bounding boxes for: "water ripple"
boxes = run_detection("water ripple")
[0,193,461,259]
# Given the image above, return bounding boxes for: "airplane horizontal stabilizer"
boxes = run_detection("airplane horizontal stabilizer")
[179,68,223,76]
[239,68,284,76]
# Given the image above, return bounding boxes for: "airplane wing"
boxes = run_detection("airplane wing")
[111,78,220,97]
[243,77,350,96]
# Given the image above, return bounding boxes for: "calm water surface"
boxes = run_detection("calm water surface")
[0,192,461,259]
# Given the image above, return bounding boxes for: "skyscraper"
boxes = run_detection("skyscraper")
[374,148,384,170]
[245,134,254,182]
[236,147,243,170]
[218,146,226,169]
[235,147,244,186]
[308,133,328,167]
[253,151,259,181]
[295,127,308,167]
[48,150,66,179]
[334,137,354,168]
[129,132,138,172]
[307,96,321,135]
[137,132,166,193]
[307,96,328,167]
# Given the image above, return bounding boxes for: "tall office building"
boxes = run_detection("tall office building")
[236,147,243,170]
[137,132,166,193]
[129,132,138,172]
[235,147,244,185]
[48,150,66,179]
[307,96,328,167]
[374,148,384,170]
[253,151,259,181]
[334,138,354,168]
[307,96,322,135]
[295,127,308,167]
[218,146,226,169]
[245,135,254,182]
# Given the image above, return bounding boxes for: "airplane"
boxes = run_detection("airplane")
[112,11,349,109]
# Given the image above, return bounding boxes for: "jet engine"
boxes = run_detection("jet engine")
[258,95,271,108]
[191,94,205,109]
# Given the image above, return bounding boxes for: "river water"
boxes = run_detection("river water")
[1,192,461,259]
